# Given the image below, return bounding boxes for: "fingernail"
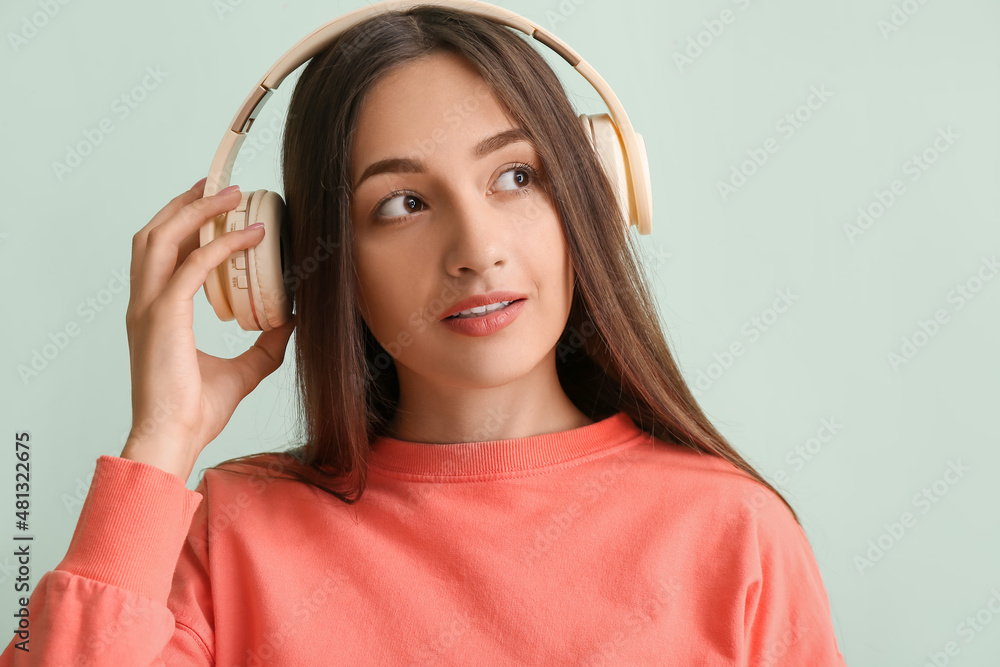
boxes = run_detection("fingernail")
[190,177,207,190]
[247,222,264,231]
[217,184,240,196]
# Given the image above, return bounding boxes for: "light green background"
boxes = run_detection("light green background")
[2,0,998,664]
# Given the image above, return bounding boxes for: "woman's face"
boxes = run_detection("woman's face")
[349,50,574,395]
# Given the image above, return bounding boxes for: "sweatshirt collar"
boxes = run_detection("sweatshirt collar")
[366,410,642,480]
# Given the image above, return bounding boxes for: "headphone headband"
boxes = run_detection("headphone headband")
[204,0,651,234]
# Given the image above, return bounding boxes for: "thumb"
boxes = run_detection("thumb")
[233,316,296,394]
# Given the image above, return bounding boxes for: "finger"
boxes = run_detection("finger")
[131,179,207,260]
[158,219,264,309]
[174,227,202,275]
[129,180,208,311]
[230,316,297,397]
[172,182,232,273]
[135,188,243,311]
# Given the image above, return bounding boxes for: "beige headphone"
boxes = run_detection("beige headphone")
[200,0,653,331]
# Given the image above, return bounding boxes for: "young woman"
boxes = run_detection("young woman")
[1,4,847,665]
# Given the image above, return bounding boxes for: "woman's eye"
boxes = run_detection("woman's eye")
[376,193,426,219]
[494,166,533,191]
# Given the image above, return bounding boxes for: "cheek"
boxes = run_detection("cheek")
[354,242,422,342]
[534,212,573,303]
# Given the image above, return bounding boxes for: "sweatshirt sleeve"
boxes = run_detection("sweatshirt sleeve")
[0,454,214,665]
[742,491,848,666]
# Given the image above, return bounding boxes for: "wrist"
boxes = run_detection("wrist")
[120,435,199,482]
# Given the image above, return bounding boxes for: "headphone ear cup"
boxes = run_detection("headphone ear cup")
[242,190,292,331]
[221,189,293,331]
[579,113,634,232]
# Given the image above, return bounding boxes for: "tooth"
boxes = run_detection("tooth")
[450,300,513,318]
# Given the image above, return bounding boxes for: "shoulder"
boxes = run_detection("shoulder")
[192,450,315,510]
[621,435,845,662]
[628,435,797,531]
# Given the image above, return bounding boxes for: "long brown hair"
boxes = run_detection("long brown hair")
[208,5,800,524]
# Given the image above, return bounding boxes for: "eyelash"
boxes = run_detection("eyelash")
[371,161,542,225]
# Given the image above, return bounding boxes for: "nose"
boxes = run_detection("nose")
[441,186,511,280]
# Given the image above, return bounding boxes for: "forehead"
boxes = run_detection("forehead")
[350,51,517,175]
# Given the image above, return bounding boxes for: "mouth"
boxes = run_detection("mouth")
[443,298,526,320]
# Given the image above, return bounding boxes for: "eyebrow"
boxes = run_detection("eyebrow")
[353,127,533,190]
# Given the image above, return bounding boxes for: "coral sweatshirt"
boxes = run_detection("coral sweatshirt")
[0,411,847,665]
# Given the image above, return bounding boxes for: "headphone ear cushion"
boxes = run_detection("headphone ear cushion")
[242,190,293,331]
[579,113,634,231]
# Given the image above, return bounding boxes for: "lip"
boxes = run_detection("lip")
[439,291,529,320]
[440,298,526,337]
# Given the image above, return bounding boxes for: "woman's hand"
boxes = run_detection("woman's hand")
[120,178,296,481]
